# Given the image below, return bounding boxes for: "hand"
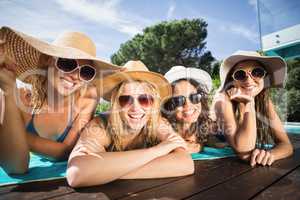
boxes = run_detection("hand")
[186,142,201,153]
[154,133,187,157]
[0,67,16,93]
[250,149,275,167]
[227,87,254,104]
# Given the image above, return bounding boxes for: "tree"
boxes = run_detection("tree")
[111,19,215,75]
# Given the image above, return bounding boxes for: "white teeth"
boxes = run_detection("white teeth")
[128,114,144,119]
[183,110,194,115]
[62,79,74,88]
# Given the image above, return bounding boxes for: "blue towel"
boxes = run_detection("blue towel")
[191,147,236,160]
[0,153,67,186]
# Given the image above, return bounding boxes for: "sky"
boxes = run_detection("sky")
[0,0,261,62]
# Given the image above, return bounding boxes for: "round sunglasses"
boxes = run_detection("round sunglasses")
[118,94,154,108]
[163,93,202,111]
[55,58,96,82]
[232,67,267,82]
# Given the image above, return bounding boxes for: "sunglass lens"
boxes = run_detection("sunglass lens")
[138,94,154,107]
[190,93,202,104]
[233,70,247,81]
[251,67,266,78]
[80,65,96,81]
[56,58,77,72]
[119,95,133,107]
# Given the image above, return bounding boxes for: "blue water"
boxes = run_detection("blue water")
[284,124,300,134]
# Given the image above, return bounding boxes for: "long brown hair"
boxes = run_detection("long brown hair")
[162,79,212,144]
[107,81,161,151]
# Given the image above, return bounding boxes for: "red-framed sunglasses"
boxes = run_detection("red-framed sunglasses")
[118,94,154,108]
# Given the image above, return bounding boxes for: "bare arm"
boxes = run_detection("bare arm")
[214,92,256,153]
[67,118,190,187]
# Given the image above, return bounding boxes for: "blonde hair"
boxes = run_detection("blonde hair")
[107,81,161,151]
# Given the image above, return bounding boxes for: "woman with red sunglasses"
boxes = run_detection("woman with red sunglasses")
[213,50,293,167]
[0,27,119,174]
[66,60,194,187]
[162,66,214,153]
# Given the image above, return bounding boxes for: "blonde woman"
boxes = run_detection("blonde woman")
[0,27,119,174]
[67,61,194,187]
[213,51,293,167]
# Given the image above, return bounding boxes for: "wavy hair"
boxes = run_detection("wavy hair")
[107,81,161,151]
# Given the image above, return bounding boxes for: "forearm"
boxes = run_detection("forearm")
[270,142,293,161]
[120,148,194,179]
[0,92,29,174]
[67,148,161,187]
[234,103,257,152]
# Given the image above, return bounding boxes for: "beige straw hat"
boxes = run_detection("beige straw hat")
[0,26,120,82]
[98,60,172,101]
[219,50,287,91]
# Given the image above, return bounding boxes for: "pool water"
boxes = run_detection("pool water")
[284,123,300,134]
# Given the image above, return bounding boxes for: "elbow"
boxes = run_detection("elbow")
[178,151,195,176]
[66,164,84,188]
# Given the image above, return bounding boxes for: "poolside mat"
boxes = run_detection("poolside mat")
[0,153,67,186]
[191,147,236,160]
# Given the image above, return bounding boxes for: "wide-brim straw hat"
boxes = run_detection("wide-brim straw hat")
[164,65,212,93]
[98,60,172,101]
[219,50,287,91]
[0,26,120,83]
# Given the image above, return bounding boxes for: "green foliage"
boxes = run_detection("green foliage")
[287,88,300,122]
[111,19,215,75]
[95,101,110,116]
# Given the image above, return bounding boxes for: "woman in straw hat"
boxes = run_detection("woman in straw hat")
[213,50,293,167]
[66,60,194,187]
[0,27,120,174]
[162,66,215,153]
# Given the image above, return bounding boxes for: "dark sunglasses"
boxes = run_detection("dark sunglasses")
[163,93,202,111]
[118,94,154,108]
[232,67,267,82]
[55,58,96,82]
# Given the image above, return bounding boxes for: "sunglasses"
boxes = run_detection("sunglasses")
[163,93,202,111]
[232,67,267,82]
[55,58,96,82]
[118,94,154,108]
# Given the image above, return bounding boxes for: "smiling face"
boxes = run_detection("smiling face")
[48,58,93,96]
[118,81,155,132]
[173,80,202,124]
[232,60,265,97]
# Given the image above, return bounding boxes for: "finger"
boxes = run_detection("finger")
[261,151,270,166]
[267,154,274,166]
[250,149,260,167]
[256,150,266,164]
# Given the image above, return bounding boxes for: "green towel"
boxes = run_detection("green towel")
[191,147,236,160]
[0,153,67,186]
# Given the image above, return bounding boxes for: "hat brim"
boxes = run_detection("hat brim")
[165,68,212,93]
[97,71,172,101]
[0,26,120,82]
[219,54,287,91]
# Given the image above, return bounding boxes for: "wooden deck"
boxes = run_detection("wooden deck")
[1,134,300,200]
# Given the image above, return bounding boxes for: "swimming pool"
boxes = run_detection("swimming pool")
[284,122,300,134]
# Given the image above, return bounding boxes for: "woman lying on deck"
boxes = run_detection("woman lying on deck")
[161,66,214,153]
[0,26,119,174]
[67,60,194,187]
[213,50,293,166]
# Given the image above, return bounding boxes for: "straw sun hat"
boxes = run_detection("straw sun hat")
[219,50,287,91]
[99,60,172,101]
[0,26,120,83]
[164,65,212,93]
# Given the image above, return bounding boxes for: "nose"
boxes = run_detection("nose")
[130,98,142,111]
[66,69,79,81]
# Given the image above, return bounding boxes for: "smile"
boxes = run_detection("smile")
[128,113,145,120]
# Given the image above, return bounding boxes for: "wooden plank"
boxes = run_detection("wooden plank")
[186,148,300,200]
[0,158,225,200]
[46,158,229,200]
[118,157,252,200]
[253,166,300,200]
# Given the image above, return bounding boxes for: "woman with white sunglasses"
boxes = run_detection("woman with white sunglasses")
[213,51,293,167]
[0,27,119,174]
